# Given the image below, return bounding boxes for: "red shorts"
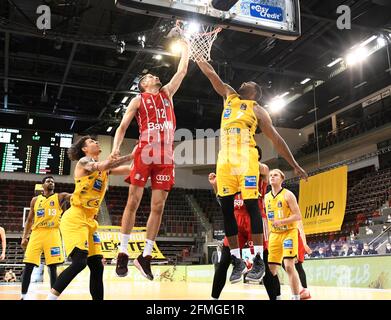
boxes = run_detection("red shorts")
[223,212,251,249]
[297,231,305,263]
[125,146,175,191]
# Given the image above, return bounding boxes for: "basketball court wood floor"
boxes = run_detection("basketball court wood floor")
[1,280,391,300]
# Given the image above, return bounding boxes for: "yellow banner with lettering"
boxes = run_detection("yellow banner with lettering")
[299,166,347,235]
[97,226,165,259]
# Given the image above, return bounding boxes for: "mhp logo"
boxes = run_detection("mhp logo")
[250,4,283,22]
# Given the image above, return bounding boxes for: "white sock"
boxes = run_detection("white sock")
[21,294,26,300]
[46,292,59,300]
[211,297,218,300]
[276,295,281,300]
[230,248,241,259]
[253,245,263,257]
[292,294,300,300]
[143,239,154,257]
[120,233,130,254]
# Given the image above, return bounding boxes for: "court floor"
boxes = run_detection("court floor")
[1,280,391,300]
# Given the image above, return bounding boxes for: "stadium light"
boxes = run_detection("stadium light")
[121,96,129,104]
[153,54,162,61]
[106,126,113,133]
[114,107,121,113]
[187,22,201,35]
[327,58,343,68]
[170,41,183,55]
[346,47,369,66]
[280,91,290,98]
[300,78,311,84]
[28,118,34,125]
[359,35,378,48]
[269,97,286,113]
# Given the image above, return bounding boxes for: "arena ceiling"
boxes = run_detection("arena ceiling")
[0,0,391,138]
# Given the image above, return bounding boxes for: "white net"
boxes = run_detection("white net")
[186,25,221,62]
[168,22,221,62]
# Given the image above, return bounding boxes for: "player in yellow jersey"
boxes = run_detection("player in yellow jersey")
[196,60,307,283]
[265,169,303,300]
[20,176,71,300]
[46,136,133,300]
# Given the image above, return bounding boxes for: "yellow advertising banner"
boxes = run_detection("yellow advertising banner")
[97,226,165,259]
[299,166,347,235]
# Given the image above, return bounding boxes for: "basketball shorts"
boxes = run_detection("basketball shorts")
[23,228,64,266]
[268,228,298,265]
[60,206,102,258]
[297,231,305,263]
[216,147,259,200]
[125,144,175,191]
[223,212,251,248]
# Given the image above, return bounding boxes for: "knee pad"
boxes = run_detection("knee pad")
[244,199,262,234]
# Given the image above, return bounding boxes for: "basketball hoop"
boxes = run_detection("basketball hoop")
[169,21,221,62]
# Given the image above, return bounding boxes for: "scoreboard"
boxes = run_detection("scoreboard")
[0,128,73,176]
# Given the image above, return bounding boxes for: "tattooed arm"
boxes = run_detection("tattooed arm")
[76,154,133,177]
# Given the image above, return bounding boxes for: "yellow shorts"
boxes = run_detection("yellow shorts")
[268,228,298,265]
[60,206,102,258]
[216,147,259,199]
[23,228,64,266]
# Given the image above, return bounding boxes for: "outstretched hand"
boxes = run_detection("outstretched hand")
[295,165,308,181]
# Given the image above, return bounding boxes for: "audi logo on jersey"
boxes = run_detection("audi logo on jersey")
[156,175,171,182]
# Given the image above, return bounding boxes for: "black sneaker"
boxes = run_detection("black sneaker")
[245,253,265,282]
[134,254,154,281]
[229,255,247,284]
[115,252,129,277]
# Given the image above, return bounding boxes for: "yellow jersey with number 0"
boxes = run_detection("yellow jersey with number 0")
[70,170,108,218]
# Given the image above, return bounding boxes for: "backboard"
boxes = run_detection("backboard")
[115,0,301,41]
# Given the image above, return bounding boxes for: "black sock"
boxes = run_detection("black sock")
[211,246,231,299]
[48,264,58,289]
[295,262,307,289]
[262,250,280,300]
[87,255,104,300]
[21,263,35,295]
[52,248,88,294]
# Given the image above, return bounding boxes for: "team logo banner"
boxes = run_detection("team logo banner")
[299,166,347,235]
[97,226,165,259]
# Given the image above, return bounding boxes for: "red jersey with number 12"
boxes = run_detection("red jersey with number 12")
[136,91,176,162]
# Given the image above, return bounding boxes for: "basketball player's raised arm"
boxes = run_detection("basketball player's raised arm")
[78,154,133,174]
[111,96,140,158]
[196,60,236,98]
[163,40,190,98]
[254,104,308,181]
[272,190,302,227]
[0,226,6,260]
[109,164,132,176]
[21,197,37,250]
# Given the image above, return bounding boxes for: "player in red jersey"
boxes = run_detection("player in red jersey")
[210,146,281,300]
[296,221,312,299]
[111,40,189,280]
